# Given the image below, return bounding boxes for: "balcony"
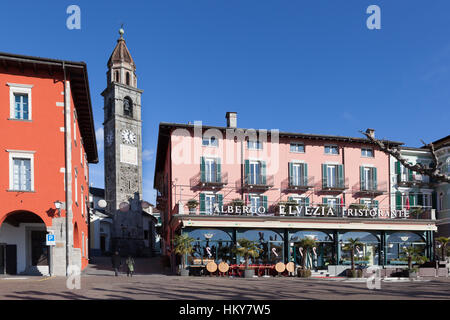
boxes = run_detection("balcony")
[190,172,228,189]
[237,174,274,191]
[397,173,429,187]
[318,178,349,192]
[281,176,315,193]
[352,180,387,196]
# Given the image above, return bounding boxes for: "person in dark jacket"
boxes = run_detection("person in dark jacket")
[111,251,121,276]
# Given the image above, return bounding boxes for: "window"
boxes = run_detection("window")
[249,161,261,184]
[199,193,223,215]
[290,143,305,153]
[123,97,133,117]
[75,169,78,205]
[114,71,119,82]
[126,72,130,86]
[248,140,263,150]
[322,164,344,188]
[73,111,77,144]
[201,157,220,183]
[81,186,84,216]
[9,151,34,191]
[360,166,377,191]
[361,148,374,157]
[289,162,307,186]
[247,194,268,214]
[202,136,218,147]
[325,145,339,155]
[8,83,33,120]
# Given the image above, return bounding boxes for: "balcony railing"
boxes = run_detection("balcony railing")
[190,172,228,189]
[397,173,429,187]
[318,177,349,192]
[236,174,274,191]
[281,176,315,192]
[352,180,387,196]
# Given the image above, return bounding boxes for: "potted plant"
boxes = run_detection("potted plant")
[296,238,317,277]
[400,246,428,278]
[410,207,424,219]
[173,233,195,276]
[342,238,363,278]
[233,238,261,278]
[187,199,199,215]
[436,236,450,262]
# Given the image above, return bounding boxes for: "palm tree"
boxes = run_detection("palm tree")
[296,238,317,270]
[233,238,260,269]
[436,237,450,261]
[401,246,427,271]
[173,233,195,271]
[342,238,362,272]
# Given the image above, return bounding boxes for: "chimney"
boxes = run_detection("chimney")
[226,112,237,128]
[366,128,375,138]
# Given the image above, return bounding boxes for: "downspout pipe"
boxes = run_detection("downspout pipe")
[63,62,70,276]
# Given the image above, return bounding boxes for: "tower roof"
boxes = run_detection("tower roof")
[107,29,135,69]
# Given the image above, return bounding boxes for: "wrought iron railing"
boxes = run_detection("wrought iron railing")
[281,176,315,192]
[190,172,228,188]
[352,180,387,195]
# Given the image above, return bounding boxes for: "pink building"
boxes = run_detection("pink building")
[154,113,437,276]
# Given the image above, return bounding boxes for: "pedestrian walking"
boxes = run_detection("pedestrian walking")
[112,251,121,276]
[126,255,135,277]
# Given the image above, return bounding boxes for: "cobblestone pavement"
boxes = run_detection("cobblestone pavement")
[0,273,449,300]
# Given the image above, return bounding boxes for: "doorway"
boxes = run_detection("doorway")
[31,231,48,266]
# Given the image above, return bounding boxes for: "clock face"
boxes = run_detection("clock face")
[121,129,136,145]
[106,132,114,146]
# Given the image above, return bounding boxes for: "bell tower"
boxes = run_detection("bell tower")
[102,27,144,255]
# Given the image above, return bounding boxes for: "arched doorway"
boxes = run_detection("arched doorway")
[186,228,233,266]
[0,210,48,275]
[289,230,334,269]
[340,231,380,266]
[74,223,80,249]
[239,229,284,264]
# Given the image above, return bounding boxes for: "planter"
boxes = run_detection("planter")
[188,207,197,215]
[180,268,190,277]
[346,269,363,278]
[244,269,255,278]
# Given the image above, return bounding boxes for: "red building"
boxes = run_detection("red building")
[0,52,98,276]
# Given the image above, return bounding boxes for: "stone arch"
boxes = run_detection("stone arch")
[123,96,133,117]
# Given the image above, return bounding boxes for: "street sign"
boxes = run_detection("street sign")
[46,234,56,246]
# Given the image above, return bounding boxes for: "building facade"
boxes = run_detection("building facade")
[154,113,437,274]
[0,52,98,275]
[102,30,146,256]
[432,136,450,237]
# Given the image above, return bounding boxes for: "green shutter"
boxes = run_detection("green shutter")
[216,158,221,182]
[289,162,293,185]
[360,166,365,190]
[199,193,206,215]
[409,194,415,207]
[373,200,379,209]
[373,167,378,190]
[262,196,268,211]
[288,196,293,202]
[338,164,344,188]
[395,161,401,175]
[245,160,250,184]
[217,194,223,211]
[261,161,267,184]
[305,197,310,206]
[322,164,327,188]
[200,157,205,182]
[303,163,308,186]
[322,198,328,205]
[408,163,413,181]
[396,191,402,210]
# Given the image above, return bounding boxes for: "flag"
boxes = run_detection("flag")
[405,196,410,210]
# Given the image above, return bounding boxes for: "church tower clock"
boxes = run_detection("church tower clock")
[102,28,144,255]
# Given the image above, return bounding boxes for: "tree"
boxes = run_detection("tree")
[360,129,450,183]
[342,238,362,271]
[173,233,195,270]
[296,238,317,270]
[233,238,261,268]
[401,246,427,271]
[436,237,450,261]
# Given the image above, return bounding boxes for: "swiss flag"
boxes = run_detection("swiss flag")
[405,196,410,210]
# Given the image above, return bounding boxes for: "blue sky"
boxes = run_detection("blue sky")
[2,1,450,203]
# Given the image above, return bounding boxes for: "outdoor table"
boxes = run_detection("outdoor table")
[189,265,206,276]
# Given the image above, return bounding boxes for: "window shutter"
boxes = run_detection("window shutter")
[409,194,415,207]
[244,160,250,184]
[338,164,344,188]
[360,166,365,190]
[305,197,310,206]
[322,198,328,205]
[261,161,267,184]
[373,167,377,190]
[396,191,402,210]
[216,194,223,211]
[408,163,413,181]
[199,193,206,215]
[289,162,293,185]
[303,163,308,186]
[417,194,423,207]
[200,157,205,182]
[395,161,401,175]
[373,200,379,209]
[288,196,293,202]
[432,191,437,209]
[216,158,221,183]
[322,164,327,188]
[262,196,268,211]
